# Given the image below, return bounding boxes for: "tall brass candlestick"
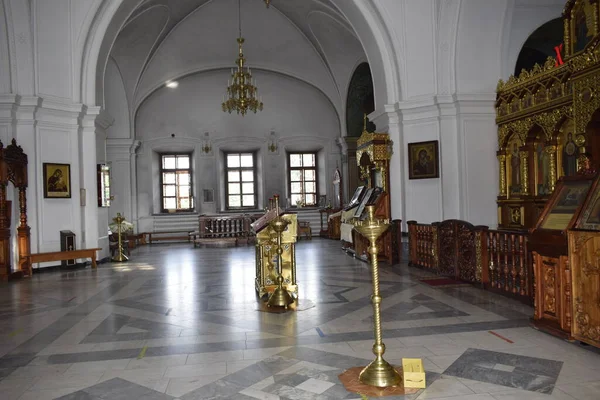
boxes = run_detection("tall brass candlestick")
[267,195,294,309]
[112,213,129,262]
[353,205,401,387]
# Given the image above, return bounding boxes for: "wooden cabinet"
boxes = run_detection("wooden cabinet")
[530,175,594,339]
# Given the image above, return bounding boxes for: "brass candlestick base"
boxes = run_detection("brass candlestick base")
[267,275,294,308]
[266,195,294,309]
[354,205,401,387]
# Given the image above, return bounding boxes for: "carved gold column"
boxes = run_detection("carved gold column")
[519,151,530,195]
[17,187,31,276]
[563,17,570,58]
[498,155,507,197]
[0,183,9,281]
[545,145,557,193]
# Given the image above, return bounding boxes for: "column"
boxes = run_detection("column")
[78,106,101,251]
[519,151,530,195]
[545,145,557,193]
[17,186,31,276]
[130,140,142,231]
[497,154,507,197]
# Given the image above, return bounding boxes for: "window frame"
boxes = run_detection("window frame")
[159,152,194,213]
[224,151,258,210]
[287,151,318,207]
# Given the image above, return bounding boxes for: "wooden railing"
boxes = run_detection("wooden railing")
[407,220,533,304]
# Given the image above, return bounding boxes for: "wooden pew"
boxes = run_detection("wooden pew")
[28,248,102,269]
[143,231,194,244]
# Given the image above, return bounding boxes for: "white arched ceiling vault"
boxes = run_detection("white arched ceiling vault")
[87,0,403,141]
[83,0,405,125]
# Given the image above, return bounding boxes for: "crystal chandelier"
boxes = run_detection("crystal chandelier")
[222,0,263,116]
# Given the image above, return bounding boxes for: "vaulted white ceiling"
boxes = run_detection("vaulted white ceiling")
[105,0,367,120]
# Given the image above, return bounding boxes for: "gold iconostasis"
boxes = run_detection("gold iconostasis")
[495,0,600,230]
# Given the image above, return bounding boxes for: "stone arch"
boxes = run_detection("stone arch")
[78,0,403,111]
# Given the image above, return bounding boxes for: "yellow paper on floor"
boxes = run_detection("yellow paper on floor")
[402,358,426,388]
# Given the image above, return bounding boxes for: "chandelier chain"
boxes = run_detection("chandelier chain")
[221,0,264,115]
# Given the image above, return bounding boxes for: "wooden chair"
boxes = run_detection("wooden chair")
[297,221,312,240]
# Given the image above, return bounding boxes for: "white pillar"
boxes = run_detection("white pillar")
[78,106,101,252]
[130,140,141,231]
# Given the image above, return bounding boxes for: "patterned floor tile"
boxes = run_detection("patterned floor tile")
[443,348,563,394]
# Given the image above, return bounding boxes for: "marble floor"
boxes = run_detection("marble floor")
[0,239,599,400]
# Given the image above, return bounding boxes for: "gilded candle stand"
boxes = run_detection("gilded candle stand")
[111,213,128,262]
[266,196,295,309]
[353,205,402,387]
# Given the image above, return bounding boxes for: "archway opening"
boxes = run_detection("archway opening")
[514,18,563,75]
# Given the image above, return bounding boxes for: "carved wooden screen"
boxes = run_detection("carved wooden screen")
[435,220,478,282]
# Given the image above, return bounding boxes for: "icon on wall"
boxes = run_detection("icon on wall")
[408,141,439,180]
[43,163,71,198]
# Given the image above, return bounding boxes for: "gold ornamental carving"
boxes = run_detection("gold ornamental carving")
[545,145,558,192]
[498,155,507,196]
[582,248,600,276]
[519,151,530,195]
[573,233,594,253]
[510,207,522,225]
[496,56,559,92]
[532,107,574,141]
[543,265,556,315]
[498,125,511,148]
[575,298,600,342]
[573,73,600,135]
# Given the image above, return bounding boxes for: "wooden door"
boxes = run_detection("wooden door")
[569,231,600,348]
[437,220,477,281]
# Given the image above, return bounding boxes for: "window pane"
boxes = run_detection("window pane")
[291,182,302,193]
[227,154,240,168]
[290,170,301,181]
[178,172,190,185]
[304,169,315,180]
[290,154,302,167]
[241,170,254,182]
[303,154,315,166]
[164,197,176,209]
[240,154,253,167]
[229,195,241,207]
[164,185,176,196]
[180,198,190,209]
[291,194,302,205]
[228,170,240,182]
[242,182,254,194]
[228,183,240,195]
[163,156,176,169]
[179,185,190,197]
[305,194,316,205]
[163,173,176,184]
[177,156,189,169]
[304,182,315,193]
[242,195,255,207]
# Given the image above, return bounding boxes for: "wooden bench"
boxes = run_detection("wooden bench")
[28,248,102,269]
[144,231,194,244]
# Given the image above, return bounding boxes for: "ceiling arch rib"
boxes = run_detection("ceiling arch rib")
[110,5,169,109]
